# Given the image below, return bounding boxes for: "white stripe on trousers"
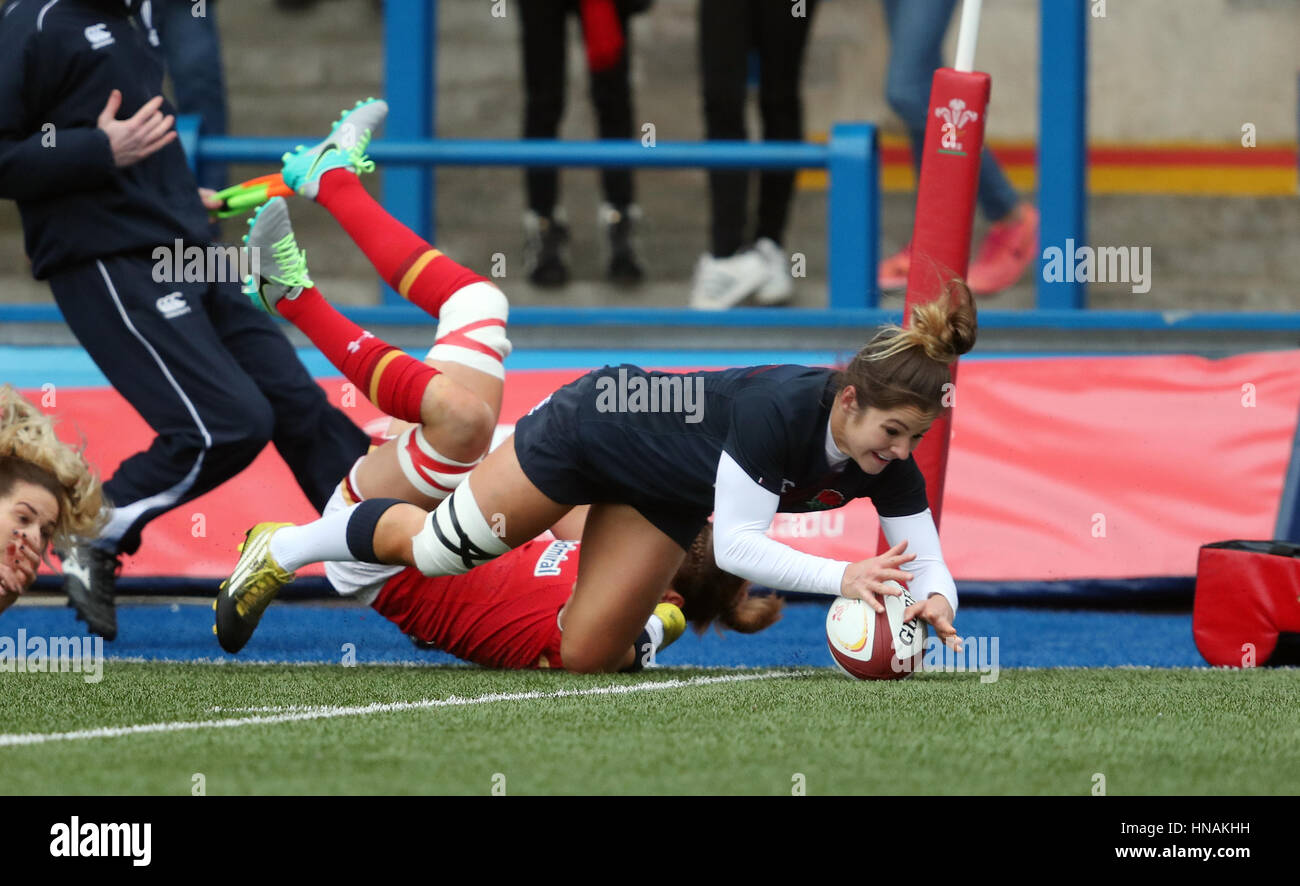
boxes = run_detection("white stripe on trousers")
[94,260,211,545]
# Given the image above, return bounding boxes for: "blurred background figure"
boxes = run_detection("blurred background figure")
[690,0,819,310]
[152,0,230,195]
[878,0,1037,297]
[520,0,652,289]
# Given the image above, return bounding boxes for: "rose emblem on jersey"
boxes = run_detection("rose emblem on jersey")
[806,489,845,510]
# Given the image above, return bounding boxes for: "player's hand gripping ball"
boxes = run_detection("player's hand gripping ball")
[826,580,927,680]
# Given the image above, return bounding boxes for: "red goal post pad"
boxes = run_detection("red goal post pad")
[904,67,991,300]
[1193,541,1300,667]
[879,67,990,555]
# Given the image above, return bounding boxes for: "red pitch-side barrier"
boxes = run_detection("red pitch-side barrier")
[23,351,1300,587]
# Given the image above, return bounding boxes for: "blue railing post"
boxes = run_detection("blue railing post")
[383,0,436,304]
[1037,0,1088,309]
[827,122,878,309]
[176,114,201,174]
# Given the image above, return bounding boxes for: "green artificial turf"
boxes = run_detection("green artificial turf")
[2,664,1297,795]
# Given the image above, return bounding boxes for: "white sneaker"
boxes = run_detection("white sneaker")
[754,237,794,305]
[689,249,769,310]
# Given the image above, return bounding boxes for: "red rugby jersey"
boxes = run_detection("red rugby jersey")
[371,538,579,669]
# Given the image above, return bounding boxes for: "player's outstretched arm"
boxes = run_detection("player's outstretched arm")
[711,452,913,601]
[880,510,961,650]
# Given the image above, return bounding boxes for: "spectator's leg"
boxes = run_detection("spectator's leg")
[589,4,635,210]
[48,257,276,556]
[883,0,954,177]
[206,280,370,513]
[752,0,819,248]
[699,0,752,258]
[589,3,643,283]
[153,0,230,193]
[520,0,571,218]
[975,148,1021,224]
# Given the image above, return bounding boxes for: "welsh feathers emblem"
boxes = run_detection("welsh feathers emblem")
[935,98,979,154]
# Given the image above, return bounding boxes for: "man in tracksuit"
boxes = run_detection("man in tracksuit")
[0,0,370,639]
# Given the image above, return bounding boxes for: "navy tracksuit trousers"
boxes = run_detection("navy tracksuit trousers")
[47,252,369,556]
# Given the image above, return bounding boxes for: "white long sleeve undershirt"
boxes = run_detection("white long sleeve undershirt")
[711,451,959,613]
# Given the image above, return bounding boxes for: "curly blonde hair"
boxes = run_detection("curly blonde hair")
[0,385,105,550]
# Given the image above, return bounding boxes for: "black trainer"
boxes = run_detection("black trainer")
[523,211,570,288]
[600,203,645,286]
[60,541,121,641]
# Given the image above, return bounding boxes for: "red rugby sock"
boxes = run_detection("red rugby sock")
[277,287,438,423]
[315,170,490,317]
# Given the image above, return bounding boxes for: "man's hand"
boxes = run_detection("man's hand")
[97,90,176,168]
[840,541,916,613]
[904,594,961,652]
[198,188,223,212]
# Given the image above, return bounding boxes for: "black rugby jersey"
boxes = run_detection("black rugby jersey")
[571,363,929,517]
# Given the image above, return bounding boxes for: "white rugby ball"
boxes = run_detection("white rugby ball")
[825,581,927,680]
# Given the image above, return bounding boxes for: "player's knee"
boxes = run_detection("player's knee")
[423,380,495,460]
[372,503,429,564]
[559,635,621,674]
[409,479,510,576]
[233,395,276,449]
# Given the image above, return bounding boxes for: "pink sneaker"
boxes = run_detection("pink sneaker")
[966,204,1039,296]
[878,241,912,290]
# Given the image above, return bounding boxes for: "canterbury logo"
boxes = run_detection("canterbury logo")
[84,23,114,50]
[156,292,190,319]
[347,331,374,353]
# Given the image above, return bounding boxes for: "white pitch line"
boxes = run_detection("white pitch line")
[0,669,816,748]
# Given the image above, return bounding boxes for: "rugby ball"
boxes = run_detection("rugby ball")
[825,581,927,680]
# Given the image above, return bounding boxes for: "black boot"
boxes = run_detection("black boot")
[600,203,645,286]
[524,211,570,288]
[60,540,121,641]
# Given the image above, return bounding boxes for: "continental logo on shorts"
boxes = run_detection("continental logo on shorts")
[534,540,578,577]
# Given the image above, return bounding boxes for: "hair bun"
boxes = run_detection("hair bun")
[908,278,977,365]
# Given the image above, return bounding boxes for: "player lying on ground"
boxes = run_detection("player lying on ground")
[229,273,977,671]
[215,101,737,669]
[0,386,104,615]
[237,509,780,669]
[363,522,783,670]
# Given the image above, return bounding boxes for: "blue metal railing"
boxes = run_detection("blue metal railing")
[7,1,1294,334]
[196,127,879,312]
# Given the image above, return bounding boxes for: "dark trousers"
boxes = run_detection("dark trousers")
[520,0,636,216]
[699,0,818,257]
[48,253,369,555]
